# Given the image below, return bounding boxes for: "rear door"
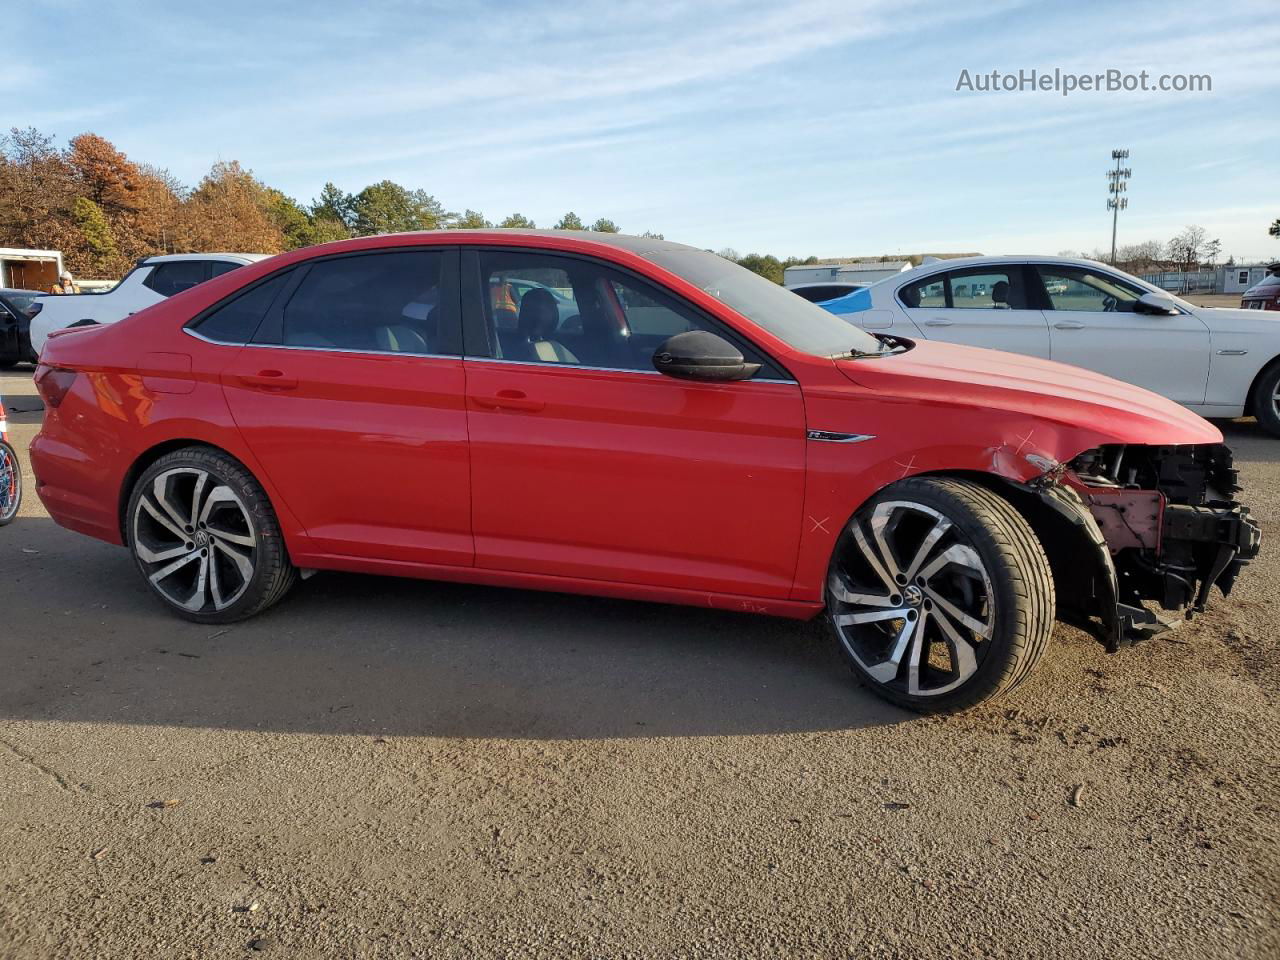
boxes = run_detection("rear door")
[1032,263,1211,404]
[214,247,473,566]
[461,247,807,599]
[897,265,1052,358]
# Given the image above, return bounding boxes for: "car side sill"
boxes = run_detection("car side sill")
[291,552,825,620]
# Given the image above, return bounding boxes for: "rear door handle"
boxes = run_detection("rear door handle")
[474,389,544,412]
[237,369,298,391]
[1053,321,1085,330]
[923,317,953,327]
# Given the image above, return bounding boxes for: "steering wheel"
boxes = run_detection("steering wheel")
[1102,294,1117,312]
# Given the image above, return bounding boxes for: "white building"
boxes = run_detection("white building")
[1221,263,1275,294]
[783,260,913,288]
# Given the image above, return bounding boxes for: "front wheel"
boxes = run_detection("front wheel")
[0,440,21,525]
[126,446,297,622]
[1251,363,1280,438]
[827,477,1054,713]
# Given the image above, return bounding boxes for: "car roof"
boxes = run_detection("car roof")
[0,287,41,296]
[892,253,1118,279]
[359,228,699,257]
[141,253,272,265]
[788,281,864,289]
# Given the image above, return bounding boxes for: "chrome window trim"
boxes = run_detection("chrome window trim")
[464,354,798,384]
[807,430,875,443]
[182,327,460,361]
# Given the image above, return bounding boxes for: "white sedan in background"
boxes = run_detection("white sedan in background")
[830,255,1280,435]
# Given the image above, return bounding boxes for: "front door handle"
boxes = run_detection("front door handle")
[923,317,953,327]
[474,389,544,412]
[1053,321,1085,330]
[237,369,298,391]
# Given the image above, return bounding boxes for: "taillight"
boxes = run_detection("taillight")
[34,365,78,408]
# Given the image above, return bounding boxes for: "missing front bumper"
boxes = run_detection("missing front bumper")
[1028,442,1261,651]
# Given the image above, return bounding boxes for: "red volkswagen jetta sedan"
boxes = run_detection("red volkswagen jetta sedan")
[30,231,1259,711]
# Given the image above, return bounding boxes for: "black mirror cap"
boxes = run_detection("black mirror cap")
[652,330,760,382]
[1134,292,1180,316]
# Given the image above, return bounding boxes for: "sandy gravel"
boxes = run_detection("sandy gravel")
[0,378,1276,958]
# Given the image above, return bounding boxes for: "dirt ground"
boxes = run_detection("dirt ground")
[1,366,1277,959]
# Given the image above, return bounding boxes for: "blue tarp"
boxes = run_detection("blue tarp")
[815,287,872,315]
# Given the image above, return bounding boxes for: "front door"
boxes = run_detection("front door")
[219,247,473,566]
[1032,263,1211,405]
[898,264,1052,358]
[461,248,807,599]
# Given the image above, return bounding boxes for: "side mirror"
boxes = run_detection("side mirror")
[1134,292,1179,316]
[652,330,760,382]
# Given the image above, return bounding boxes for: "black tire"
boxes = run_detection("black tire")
[125,446,296,623]
[826,476,1054,713]
[0,440,21,525]
[1251,362,1280,437]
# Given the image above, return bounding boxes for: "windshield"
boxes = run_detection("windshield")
[643,248,883,357]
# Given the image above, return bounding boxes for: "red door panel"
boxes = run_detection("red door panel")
[221,348,472,566]
[464,360,806,598]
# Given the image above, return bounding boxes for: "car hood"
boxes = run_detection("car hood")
[1194,305,1280,331]
[834,339,1221,446]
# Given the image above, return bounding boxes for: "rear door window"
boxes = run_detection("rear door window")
[144,261,211,297]
[897,275,947,309]
[258,250,457,355]
[208,261,245,279]
[946,268,1027,310]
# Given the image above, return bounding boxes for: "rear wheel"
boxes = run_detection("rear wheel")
[0,440,21,525]
[126,447,296,622]
[827,477,1054,712]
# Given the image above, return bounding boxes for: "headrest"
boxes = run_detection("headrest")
[518,288,560,339]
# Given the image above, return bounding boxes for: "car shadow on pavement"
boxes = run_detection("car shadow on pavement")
[0,518,908,739]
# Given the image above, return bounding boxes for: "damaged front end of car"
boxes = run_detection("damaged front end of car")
[1009,443,1261,651]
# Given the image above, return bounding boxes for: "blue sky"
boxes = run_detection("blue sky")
[7,0,1278,260]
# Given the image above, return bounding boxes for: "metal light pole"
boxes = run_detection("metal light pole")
[1107,149,1131,265]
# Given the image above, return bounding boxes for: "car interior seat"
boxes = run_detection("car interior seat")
[518,288,578,363]
[992,280,1010,309]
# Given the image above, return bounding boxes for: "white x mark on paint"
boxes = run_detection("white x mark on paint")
[895,455,917,478]
[739,600,768,614]
[809,516,830,534]
[1014,430,1036,454]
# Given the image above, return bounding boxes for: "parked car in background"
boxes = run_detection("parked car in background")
[0,288,43,367]
[30,231,1259,713]
[1241,270,1280,311]
[29,253,269,355]
[786,282,867,315]
[825,255,1280,436]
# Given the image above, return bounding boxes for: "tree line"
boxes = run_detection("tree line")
[0,127,654,280]
[1064,222,1280,275]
